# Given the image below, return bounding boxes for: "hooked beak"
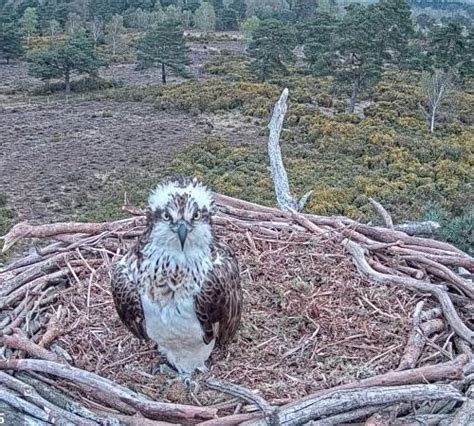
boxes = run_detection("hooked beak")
[177,223,188,250]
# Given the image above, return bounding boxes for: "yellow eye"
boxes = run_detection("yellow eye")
[193,211,202,221]
[162,212,171,221]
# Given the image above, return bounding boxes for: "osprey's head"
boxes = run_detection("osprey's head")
[146,177,215,254]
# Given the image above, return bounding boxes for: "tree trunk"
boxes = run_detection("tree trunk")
[65,71,71,94]
[430,107,436,133]
[347,77,360,113]
[162,63,166,84]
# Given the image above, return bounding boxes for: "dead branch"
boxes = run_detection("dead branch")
[369,198,394,229]
[398,301,446,370]
[394,221,441,236]
[0,372,97,425]
[0,359,217,422]
[18,372,117,425]
[449,385,474,425]
[247,384,464,425]
[38,306,66,348]
[206,378,277,422]
[1,329,59,361]
[310,404,389,425]
[344,239,474,343]
[1,218,142,253]
[0,386,52,422]
[268,88,312,211]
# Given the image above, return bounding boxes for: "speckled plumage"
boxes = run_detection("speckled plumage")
[110,177,242,374]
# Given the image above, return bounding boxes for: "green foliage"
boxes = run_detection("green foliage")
[303,1,414,112]
[425,204,474,255]
[27,30,107,93]
[105,14,126,57]
[203,53,251,80]
[427,23,473,78]
[300,12,338,75]
[0,193,15,250]
[248,19,296,82]
[194,2,217,32]
[136,19,190,84]
[103,78,279,115]
[145,71,473,256]
[31,76,120,95]
[0,14,24,63]
[20,7,39,45]
[240,15,260,41]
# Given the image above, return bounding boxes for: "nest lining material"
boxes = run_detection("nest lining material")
[0,194,473,424]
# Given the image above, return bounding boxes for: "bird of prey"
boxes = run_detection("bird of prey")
[111,176,242,379]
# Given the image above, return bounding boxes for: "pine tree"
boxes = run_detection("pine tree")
[0,15,24,64]
[136,19,191,84]
[248,19,296,82]
[334,5,382,113]
[300,11,338,74]
[27,30,106,93]
[230,0,246,21]
[293,0,317,23]
[370,0,414,65]
[427,23,473,78]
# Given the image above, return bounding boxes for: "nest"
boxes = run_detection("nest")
[0,194,473,425]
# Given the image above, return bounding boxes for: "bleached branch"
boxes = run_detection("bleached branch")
[268,88,312,212]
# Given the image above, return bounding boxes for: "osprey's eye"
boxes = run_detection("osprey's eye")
[162,212,171,222]
[193,211,202,221]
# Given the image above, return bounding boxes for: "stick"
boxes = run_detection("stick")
[1,329,59,361]
[0,372,97,425]
[0,359,217,422]
[344,239,474,343]
[247,384,464,425]
[206,378,277,423]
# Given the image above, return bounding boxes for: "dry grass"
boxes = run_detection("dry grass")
[49,229,422,407]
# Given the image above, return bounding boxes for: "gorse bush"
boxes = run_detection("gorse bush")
[103,79,280,116]
[32,77,121,95]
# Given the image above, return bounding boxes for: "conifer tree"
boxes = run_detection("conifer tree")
[248,19,296,82]
[0,15,24,64]
[136,19,191,84]
[28,30,106,93]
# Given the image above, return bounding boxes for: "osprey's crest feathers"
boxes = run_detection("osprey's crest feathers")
[111,177,242,374]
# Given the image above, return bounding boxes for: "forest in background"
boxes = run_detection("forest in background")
[0,0,473,256]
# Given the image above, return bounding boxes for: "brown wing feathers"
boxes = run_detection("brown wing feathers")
[110,264,148,340]
[194,243,242,345]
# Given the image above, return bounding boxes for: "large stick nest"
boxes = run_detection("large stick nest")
[0,194,473,425]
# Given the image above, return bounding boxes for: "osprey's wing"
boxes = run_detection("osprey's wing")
[194,242,242,345]
[110,260,148,340]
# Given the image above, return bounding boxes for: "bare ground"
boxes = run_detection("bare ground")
[0,99,264,223]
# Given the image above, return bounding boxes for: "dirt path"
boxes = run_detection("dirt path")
[0,99,263,223]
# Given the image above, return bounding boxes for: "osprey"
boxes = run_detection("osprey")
[111,177,242,377]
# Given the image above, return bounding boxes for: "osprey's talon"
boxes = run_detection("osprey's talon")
[183,376,200,394]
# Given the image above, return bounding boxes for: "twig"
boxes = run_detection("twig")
[206,378,278,423]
